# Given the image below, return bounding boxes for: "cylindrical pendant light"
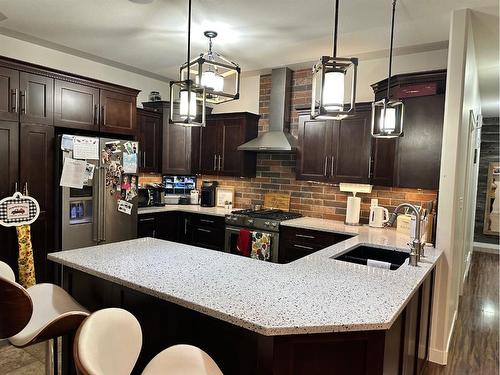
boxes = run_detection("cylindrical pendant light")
[170,0,206,127]
[371,0,404,138]
[311,0,358,120]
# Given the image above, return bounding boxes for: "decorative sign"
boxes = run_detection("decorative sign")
[0,192,40,227]
[216,187,234,207]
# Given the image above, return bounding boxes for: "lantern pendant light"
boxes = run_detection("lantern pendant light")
[311,0,358,120]
[170,0,207,127]
[180,31,241,105]
[371,0,404,138]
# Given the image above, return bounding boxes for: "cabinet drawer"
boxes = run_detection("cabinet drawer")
[188,214,225,229]
[138,214,157,238]
[188,224,224,251]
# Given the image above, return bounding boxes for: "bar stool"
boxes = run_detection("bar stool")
[0,261,89,375]
[74,308,223,375]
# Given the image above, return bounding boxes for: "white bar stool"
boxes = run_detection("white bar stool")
[74,308,223,375]
[0,261,89,375]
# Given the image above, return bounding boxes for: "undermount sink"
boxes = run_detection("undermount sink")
[332,245,410,270]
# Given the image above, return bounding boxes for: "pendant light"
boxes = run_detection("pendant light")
[311,0,358,120]
[371,0,404,138]
[170,0,207,127]
[180,31,241,104]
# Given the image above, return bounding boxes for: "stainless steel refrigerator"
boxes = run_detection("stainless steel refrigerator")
[59,135,138,251]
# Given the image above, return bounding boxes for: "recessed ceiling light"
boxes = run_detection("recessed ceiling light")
[129,0,154,4]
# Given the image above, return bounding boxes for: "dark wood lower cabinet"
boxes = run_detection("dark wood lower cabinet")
[60,267,435,375]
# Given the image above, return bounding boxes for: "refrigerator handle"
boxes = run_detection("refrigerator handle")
[92,166,100,243]
[100,166,106,242]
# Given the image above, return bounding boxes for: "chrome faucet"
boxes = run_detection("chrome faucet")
[385,203,423,267]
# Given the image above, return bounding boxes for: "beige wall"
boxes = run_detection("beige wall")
[0,33,171,105]
[211,74,260,114]
[430,8,482,365]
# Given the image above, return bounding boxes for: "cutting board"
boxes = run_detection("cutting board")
[263,193,290,211]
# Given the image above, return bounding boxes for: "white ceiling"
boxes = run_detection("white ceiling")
[0,0,497,113]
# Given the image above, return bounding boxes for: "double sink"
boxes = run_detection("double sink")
[332,245,410,271]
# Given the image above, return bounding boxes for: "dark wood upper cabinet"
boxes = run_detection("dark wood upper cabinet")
[137,108,162,173]
[19,72,54,125]
[371,138,396,187]
[332,111,371,183]
[0,67,19,122]
[54,80,99,131]
[100,89,136,135]
[296,115,331,182]
[0,121,19,199]
[200,112,259,177]
[297,107,371,184]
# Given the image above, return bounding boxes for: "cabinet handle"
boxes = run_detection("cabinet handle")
[324,156,328,176]
[184,218,188,235]
[218,155,222,171]
[213,155,217,171]
[20,90,26,114]
[11,89,19,113]
[152,229,156,238]
[139,217,155,222]
[143,151,146,168]
[101,105,106,124]
[295,234,315,239]
[293,244,314,250]
[331,156,335,176]
[93,104,98,125]
[368,157,373,179]
[200,219,214,224]
[197,228,212,233]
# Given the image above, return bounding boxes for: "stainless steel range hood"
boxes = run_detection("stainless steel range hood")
[238,67,297,152]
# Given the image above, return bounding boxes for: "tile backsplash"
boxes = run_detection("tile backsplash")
[198,153,437,223]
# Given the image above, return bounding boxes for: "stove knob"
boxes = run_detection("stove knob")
[271,222,277,227]
[264,221,270,226]
[232,217,238,221]
[248,219,254,225]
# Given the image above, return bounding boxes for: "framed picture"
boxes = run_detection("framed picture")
[216,187,234,207]
[483,161,500,235]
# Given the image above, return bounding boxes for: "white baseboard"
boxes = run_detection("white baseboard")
[429,309,458,365]
[473,242,500,253]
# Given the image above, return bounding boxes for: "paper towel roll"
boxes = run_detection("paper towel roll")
[345,196,361,225]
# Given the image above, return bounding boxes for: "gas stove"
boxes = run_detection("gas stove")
[225,209,302,232]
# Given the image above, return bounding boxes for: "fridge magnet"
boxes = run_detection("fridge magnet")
[84,163,95,182]
[124,141,134,154]
[61,134,74,151]
[216,187,234,208]
[117,199,133,215]
[127,175,138,201]
[105,141,122,153]
[0,191,40,227]
[123,153,138,173]
[60,158,87,189]
[73,136,99,160]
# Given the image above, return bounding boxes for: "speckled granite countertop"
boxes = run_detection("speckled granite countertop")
[48,221,442,336]
[138,205,229,217]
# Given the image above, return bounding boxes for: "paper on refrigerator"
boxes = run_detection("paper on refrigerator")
[73,136,99,160]
[60,158,88,189]
[123,153,138,173]
[117,199,133,215]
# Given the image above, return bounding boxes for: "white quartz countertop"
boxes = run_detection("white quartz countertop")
[138,205,228,217]
[48,222,442,337]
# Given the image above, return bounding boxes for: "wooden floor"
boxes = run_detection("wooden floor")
[425,251,499,375]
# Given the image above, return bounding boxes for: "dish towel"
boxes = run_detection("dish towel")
[366,259,391,270]
[236,229,252,257]
[16,224,36,288]
[251,232,272,261]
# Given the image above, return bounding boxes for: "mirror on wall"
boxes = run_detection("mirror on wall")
[483,162,500,235]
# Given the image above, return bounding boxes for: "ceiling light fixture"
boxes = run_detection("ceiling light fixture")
[311,0,358,120]
[371,0,404,138]
[180,30,240,104]
[170,0,207,127]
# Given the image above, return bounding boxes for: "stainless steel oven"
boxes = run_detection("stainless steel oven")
[224,225,280,263]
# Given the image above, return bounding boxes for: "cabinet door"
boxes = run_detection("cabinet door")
[54,80,99,131]
[138,110,161,173]
[199,120,220,175]
[371,138,396,186]
[0,121,19,278]
[163,123,193,175]
[19,123,55,282]
[219,119,244,176]
[0,67,19,122]
[296,115,331,182]
[394,95,445,189]
[138,215,157,238]
[332,112,371,183]
[100,89,136,135]
[19,72,54,125]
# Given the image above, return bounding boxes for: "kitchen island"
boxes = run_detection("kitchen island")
[49,224,441,375]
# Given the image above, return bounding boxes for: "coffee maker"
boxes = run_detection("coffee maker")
[200,181,218,207]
